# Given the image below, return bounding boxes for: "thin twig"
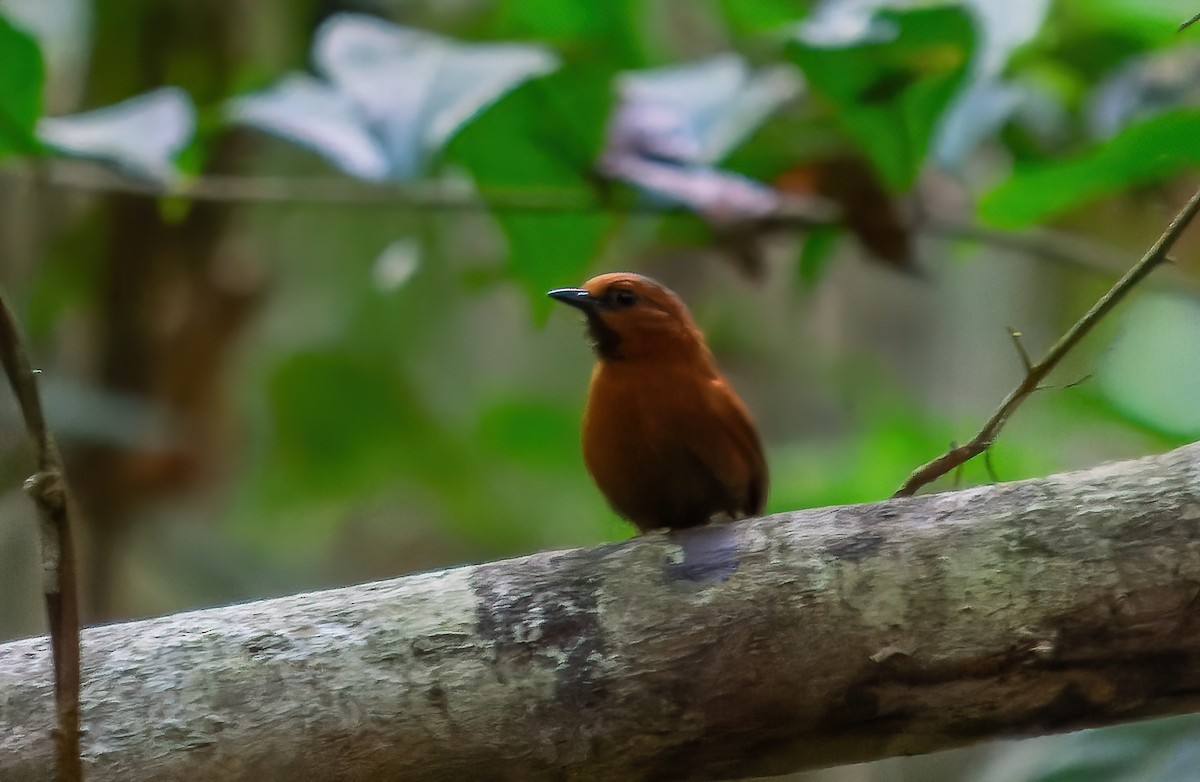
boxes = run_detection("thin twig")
[1181,11,1200,31]
[895,186,1200,497]
[984,448,999,483]
[0,294,82,781]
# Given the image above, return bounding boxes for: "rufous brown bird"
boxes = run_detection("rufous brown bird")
[549,272,767,533]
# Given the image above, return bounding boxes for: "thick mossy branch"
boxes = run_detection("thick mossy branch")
[3,444,1200,782]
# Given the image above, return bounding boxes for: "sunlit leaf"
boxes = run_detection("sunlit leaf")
[609,54,801,165]
[38,87,195,182]
[934,0,1048,167]
[788,5,976,190]
[316,13,558,178]
[980,109,1200,227]
[227,74,390,180]
[0,14,45,159]
[598,55,798,221]
[229,13,558,180]
[371,238,421,293]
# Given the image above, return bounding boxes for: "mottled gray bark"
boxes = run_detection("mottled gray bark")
[3,444,1200,782]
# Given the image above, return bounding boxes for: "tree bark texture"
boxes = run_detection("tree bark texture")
[3,444,1200,781]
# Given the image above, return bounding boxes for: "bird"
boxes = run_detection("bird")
[548,272,767,533]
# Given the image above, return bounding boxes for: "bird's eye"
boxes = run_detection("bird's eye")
[613,289,638,308]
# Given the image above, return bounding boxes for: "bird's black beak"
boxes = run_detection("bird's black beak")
[547,287,598,312]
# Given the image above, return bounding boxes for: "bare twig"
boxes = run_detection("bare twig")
[0,294,82,781]
[895,186,1200,497]
[1181,11,1200,31]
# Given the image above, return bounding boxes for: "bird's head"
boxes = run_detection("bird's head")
[548,272,710,363]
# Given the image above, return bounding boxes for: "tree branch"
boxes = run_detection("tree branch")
[4,159,836,219]
[4,443,1200,782]
[0,293,82,782]
[8,161,1196,295]
[895,186,1200,497]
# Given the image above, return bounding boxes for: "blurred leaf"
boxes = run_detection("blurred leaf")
[1087,47,1200,138]
[598,55,798,222]
[779,154,914,269]
[447,66,617,306]
[1080,0,1196,46]
[0,14,45,159]
[229,14,558,180]
[476,398,581,469]
[227,74,390,180]
[494,0,647,67]
[719,0,807,36]
[975,714,1200,782]
[608,54,801,165]
[788,5,976,190]
[980,109,1200,227]
[797,225,840,289]
[965,0,1050,74]
[933,0,1048,168]
[935,80,1026,166]
[38,87,195,183]
[1097,292,1200,438]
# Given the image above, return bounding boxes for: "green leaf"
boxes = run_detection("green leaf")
[719,0,807,37]
[1077,0,1194,47]
[980,110,1200,227]
[797,225,840,289]
[446,66,617,309]
[0,15,45,159]
[493,0,647,67]
[787,6,975,190]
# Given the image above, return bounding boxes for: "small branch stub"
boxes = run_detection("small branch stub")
[1008,327,1034,373]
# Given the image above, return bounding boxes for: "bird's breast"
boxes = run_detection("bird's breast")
[581,361,754,530]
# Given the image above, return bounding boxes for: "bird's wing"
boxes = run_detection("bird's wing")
[682,377,768,517]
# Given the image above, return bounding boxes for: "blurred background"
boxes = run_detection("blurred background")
[2,0,1200,779]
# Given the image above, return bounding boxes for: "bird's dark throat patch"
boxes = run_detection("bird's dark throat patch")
[585,313,623,361]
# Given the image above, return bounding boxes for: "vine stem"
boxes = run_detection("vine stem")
[0,293,82,781]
